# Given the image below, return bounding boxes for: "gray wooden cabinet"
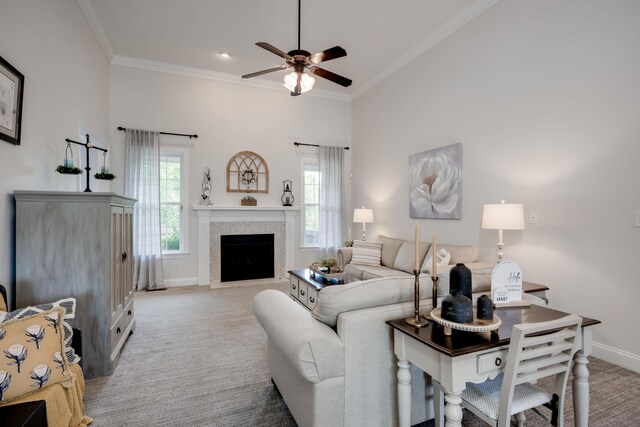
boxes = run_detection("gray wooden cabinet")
[14,191,136,378]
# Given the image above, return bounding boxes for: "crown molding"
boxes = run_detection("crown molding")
[110,55,351,102]
[77,0,114,62]
[352,0,500,100]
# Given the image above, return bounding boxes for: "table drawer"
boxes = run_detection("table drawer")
[306,287,318,310]
[290,276,300,299]
[477,349,508,374]
[298,282,309,305]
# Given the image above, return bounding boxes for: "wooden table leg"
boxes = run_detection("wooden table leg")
[433,380,445,427]
[573,349,590,427]
[397,358,412,427]
[444,391,463,427]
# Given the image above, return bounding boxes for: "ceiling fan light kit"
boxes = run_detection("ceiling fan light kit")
[242,0,351,96]
[284,70,315,94]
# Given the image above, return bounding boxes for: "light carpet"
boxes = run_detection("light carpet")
[85,283,640,426]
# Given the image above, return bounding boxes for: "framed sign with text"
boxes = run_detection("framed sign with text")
[491,261,530,307]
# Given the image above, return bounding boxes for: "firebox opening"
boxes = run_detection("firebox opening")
[221,234,275,282]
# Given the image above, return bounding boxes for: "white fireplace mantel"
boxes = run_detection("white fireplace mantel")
[193,205,300,286]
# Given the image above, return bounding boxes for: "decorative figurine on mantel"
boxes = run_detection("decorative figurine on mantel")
[201,167,212,205]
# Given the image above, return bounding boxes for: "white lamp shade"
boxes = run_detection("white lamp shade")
[481,203,525,230]
[353,208,374,224]
[283,72,315,94]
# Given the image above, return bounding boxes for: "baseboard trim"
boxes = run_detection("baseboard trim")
[592,342,640,374]
[163,277,199,288]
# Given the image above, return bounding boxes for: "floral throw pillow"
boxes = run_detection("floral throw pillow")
[0,307,71,403]
[0,298,79,365]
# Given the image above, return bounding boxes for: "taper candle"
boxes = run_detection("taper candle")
[432,233,437,279]
[414,224,420,271]
[348,228,351,241]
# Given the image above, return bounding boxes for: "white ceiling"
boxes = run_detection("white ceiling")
[82,0,497,100]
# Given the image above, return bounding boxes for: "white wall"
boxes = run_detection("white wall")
[0,0,111,305]
[109,66,351,286]
[352,0,640,371]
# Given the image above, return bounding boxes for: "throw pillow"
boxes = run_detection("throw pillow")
[0,307,71,403]
[377,236,405,267]
[393,242,430,274]
[351,240,383,266]
[421,248,452,273]
[0,298,79,365]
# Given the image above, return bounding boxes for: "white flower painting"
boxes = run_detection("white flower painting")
[409,143,462,219]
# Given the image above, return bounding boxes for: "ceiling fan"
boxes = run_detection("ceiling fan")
[241,0,352,96]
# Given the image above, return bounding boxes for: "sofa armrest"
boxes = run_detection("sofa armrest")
[337,247,353,270]
[253,290,345,383]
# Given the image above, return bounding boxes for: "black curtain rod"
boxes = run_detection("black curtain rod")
[117,126,198,139]
[294,142,349,150]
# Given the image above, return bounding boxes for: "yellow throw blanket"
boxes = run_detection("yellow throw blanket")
[0,363,92,427]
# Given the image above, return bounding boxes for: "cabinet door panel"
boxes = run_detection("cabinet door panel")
[111,206,124,325]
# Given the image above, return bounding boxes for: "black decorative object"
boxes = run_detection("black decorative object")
[477,294,494,320]
[281,180,294,206]
[450,263,472,300]
[441,289,473,323]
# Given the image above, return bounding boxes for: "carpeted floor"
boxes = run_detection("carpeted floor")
[85,283,640,426]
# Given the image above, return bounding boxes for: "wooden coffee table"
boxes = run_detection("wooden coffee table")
[288,268,352,310]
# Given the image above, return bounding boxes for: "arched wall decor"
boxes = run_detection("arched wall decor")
[226,151,269,193]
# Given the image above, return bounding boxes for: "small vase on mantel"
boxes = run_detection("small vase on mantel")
[449,263,472,301]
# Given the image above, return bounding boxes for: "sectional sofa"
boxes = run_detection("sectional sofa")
[253,237,495,427]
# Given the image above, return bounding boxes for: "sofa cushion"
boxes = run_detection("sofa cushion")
[0,307,71,404]
[376,236,405,267]
[362,266,412,280]
[312,276,429,327]
[351,241,382,266]
[423,244,479,268]
[394,242,430,274]
[1,298,80,365]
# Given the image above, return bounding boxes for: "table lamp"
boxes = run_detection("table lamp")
[481,200,525,263]
[353,207,374,241]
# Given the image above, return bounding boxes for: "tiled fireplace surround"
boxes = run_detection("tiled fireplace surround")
[194,206,300,288]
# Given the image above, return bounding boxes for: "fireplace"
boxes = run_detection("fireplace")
[221,234,275,282]
[193,205,300,288]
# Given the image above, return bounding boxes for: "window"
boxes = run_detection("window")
[160,151,188,253]
[302,158,320,247]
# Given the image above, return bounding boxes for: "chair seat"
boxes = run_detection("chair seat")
[462,373,551,421]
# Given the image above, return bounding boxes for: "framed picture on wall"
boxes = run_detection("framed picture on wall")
[409,143,462,219]
[0,55,25,145]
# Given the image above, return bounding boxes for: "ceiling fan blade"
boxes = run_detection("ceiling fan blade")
[308,46,347,64]
[256,42,292,60]
[310,67,352,87]
[242,65,291,79]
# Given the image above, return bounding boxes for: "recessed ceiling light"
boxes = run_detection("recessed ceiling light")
[219,52,231,59]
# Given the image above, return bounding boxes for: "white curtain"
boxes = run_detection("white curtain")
[124,129,164,290]
[318,146,345,257]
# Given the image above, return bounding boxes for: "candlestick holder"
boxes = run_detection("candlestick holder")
[431,276,439,310]
[405,270,429,327]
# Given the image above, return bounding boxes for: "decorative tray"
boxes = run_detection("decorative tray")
[310,266,346,281]
[430,308,501,336]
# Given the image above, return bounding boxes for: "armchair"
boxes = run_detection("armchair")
[0,284,91,427]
